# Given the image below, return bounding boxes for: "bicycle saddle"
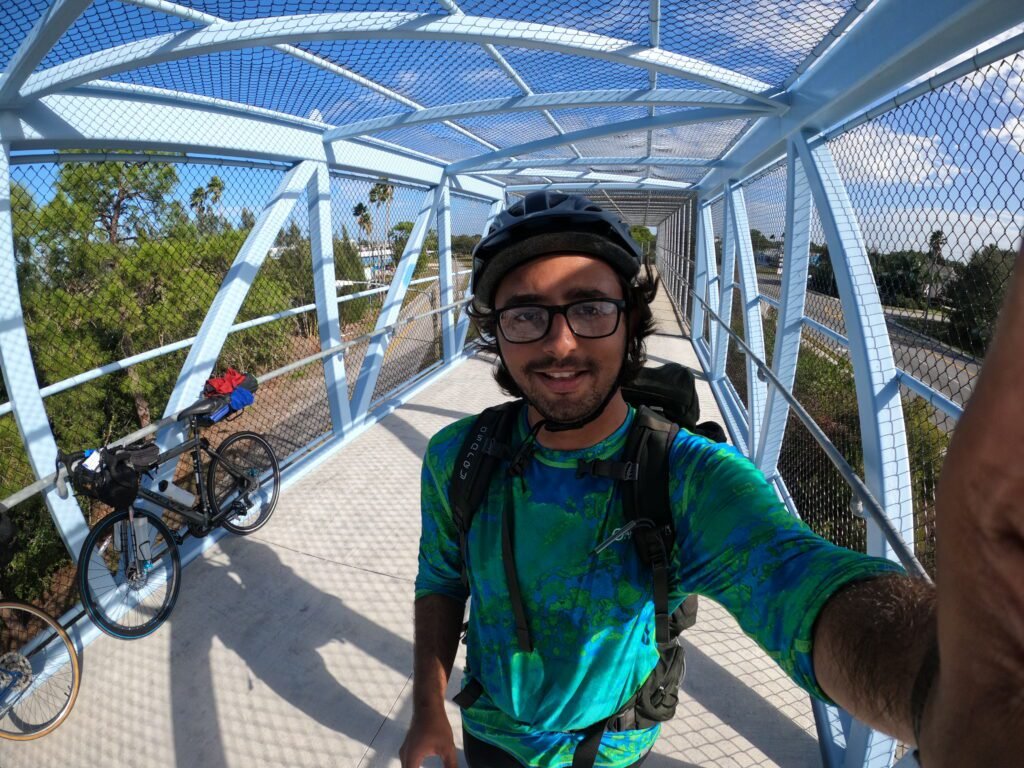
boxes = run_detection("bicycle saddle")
[178,396,228,420]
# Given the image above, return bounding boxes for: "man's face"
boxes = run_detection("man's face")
[493,254,627,424]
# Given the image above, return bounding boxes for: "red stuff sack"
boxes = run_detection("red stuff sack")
[203,368,247,396]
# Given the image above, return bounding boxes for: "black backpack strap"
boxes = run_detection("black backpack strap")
[449,401,521,589]
[620,406,679,646]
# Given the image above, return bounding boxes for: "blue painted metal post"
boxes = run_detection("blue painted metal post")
[437,178,457,364]
[0,142,88,559]
[755,144,812,477]
[308,163,351,434]
[712,192,735,380]
[455,197,502,350]
[691,202,718,353]
[156,161,317,448]
[728,183,767,453]
[350,185,443,418]
[796,133,915,768]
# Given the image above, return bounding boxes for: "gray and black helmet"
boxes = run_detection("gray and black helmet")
[471,192,643,310]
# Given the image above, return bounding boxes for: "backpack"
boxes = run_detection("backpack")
[449,363,727,766]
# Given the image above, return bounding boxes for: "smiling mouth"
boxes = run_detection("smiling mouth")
[536,370,584,380]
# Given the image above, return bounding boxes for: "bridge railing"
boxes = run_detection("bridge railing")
[0,153,495,629]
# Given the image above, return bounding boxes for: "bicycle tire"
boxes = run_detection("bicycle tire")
[0,601,80,740]
[207,432,281,536]
[77,508,181,639]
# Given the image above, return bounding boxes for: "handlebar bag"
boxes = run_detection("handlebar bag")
[71,449,139,509]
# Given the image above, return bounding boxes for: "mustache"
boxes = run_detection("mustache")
[524,356,594,374]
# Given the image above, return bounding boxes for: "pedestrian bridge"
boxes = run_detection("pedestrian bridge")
[1,1,1022,766]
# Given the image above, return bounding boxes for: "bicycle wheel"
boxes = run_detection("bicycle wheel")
[78,508,181,639]
[207,432,281,535]
[0,601,80,740]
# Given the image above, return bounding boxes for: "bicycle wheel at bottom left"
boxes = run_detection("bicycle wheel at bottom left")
[0,601,80,740]
[78,508,181,639]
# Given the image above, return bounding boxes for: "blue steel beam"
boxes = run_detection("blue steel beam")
[471,157,716,172]
[20,14,778,104]
[155,161,317,452]
[711,192,735,380]
[455,198,502,350]
[504,181,691,192]
[446,107,766,175]
[0,86,503,199]
[0,0,94,104]
[728,184,767,453]
[52,0,503,153]
[795,134,914,559]
[437,179,458,364]
[690,203,718,347]
[322,89,770,142]
[698,0,1024,195]
[308,163,352,434]
[431,0,582,157]
[485,168,687,184]
[755,146,812,477]
[796,134,912,768]
[350,185,443,418]
[0,143,89,559]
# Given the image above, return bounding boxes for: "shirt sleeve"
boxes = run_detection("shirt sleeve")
[669,433,905,701]
[414,423,472,603]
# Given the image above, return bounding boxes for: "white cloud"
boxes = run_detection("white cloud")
[854,204,1024,261]
[986,117,1024,149]
[836,121,961,186]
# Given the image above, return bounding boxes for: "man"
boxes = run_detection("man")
[400,192,1024,767]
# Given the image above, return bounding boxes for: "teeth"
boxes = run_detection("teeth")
[546,372,577,379]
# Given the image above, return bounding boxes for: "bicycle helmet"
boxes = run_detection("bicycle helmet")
[471,192,643,311]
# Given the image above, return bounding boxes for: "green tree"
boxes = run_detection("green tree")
[240,207,256,230]
[629,225,656,258]
[943,244,1015,356]
[807,248,838,297]
[50,155,178,245]
[928,230,948,264]
[871,250,928,308]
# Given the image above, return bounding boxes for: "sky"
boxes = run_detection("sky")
[2,1,1022,260]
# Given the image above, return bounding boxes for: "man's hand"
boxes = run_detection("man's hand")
[402,594,466,767]
[916,243,1024,765]
[399,704,458,768]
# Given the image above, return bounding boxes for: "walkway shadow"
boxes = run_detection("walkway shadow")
[679,640,819,766]
[168,537,414,768]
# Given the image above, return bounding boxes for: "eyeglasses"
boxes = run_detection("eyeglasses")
[494,298,626,344]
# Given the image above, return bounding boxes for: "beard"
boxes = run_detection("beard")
[511,353,622,425]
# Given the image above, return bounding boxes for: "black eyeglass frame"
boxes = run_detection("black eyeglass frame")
[493,297,627,344]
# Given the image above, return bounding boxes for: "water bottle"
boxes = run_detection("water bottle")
[158,480,196,508]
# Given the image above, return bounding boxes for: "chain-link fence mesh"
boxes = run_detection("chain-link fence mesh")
[743,163,788,306]
[3,155,496,616]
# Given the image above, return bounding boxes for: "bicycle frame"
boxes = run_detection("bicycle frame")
[134,417,257,532]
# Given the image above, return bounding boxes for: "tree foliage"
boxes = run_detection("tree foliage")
[942,244,1016,356]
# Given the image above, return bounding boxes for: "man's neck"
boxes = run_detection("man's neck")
[526,393,630,451]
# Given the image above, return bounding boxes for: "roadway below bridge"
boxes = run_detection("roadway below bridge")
[757,275,978,416]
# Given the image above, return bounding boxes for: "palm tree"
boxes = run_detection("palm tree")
[928,229,947,263]
[369,182,394,274]
[352,202,373,242]
[189,186,207,217]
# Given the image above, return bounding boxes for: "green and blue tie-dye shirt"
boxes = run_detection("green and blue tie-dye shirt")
[415,405,902,767]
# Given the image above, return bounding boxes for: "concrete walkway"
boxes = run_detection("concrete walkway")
[1,289,820,768]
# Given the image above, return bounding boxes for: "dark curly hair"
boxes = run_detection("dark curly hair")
[467,260,660,398]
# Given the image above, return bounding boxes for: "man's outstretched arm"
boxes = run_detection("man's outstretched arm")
[399,593,465,768]
[812,572,936,743]
[816,243,1024,763]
